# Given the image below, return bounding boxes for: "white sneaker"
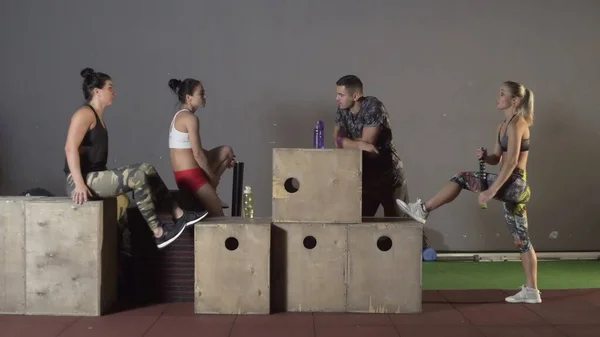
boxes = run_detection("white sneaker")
[505,285,542,304]
[396,198,429,224]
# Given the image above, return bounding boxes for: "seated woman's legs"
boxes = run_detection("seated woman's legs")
[174,166,224,217]
[135,162,185,215]
[205,145,235,185]
[66,163,207,249]
[194,183,225,217]
[205,145,235,208]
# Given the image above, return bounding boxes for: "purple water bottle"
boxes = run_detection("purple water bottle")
[314,120,324,149]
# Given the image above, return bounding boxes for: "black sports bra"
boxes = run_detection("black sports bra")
[498,114,530,153]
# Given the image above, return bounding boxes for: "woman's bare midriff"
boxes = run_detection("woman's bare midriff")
[501,148,529,172]
[170,149,200,172]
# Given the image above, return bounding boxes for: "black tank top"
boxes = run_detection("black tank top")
[64,104,109,176]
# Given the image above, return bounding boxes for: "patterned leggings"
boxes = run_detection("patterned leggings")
[66,163,175,231]
[450,168,533,253]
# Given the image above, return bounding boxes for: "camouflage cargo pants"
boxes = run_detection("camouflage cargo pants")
[66,162,175,231]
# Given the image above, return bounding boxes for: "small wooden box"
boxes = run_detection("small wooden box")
[194,217,271,314]
[0,197,118,316]
[346,218,423,314]
[271,223,347,312]
[272,148,362,223]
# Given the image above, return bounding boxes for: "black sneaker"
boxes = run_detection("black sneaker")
[177,210,209,227]
[155,220,187,249]
[154,210,208,249]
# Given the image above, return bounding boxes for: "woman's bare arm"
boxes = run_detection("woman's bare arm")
[185,114,216,181]
[64,108,94,186]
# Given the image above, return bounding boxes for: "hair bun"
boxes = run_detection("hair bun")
[168,78,182,92]
[80,67,95,78]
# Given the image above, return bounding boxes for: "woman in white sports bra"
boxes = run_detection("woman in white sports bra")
[168,78,236,216]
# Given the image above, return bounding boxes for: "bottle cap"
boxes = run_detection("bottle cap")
[244,186,252,193]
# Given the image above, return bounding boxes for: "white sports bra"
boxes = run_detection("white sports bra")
[169,109,192,149]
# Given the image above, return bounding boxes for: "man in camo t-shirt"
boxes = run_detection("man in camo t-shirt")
[333,75,429,247]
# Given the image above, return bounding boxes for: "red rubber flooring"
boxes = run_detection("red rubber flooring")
[2,289,600,337]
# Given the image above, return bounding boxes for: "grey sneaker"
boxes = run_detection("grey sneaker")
[505,285,542,304]
[396,198,429,224]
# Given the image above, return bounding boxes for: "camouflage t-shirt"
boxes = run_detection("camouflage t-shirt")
[334,96,406,189]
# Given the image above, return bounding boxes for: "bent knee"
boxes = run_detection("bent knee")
[129,169,149,187]
[138,162,157,175]
[220,145,234,158]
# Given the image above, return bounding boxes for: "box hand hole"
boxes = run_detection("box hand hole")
[303,235,317,249]
[225,237,239,251]
[377,235,393,252]
[284,178,300,193]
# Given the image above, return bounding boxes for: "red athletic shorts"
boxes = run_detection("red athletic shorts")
[174,167,208,192]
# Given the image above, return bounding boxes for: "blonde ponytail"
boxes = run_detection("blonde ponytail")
[519,88,534,126]
[503,81,534,126]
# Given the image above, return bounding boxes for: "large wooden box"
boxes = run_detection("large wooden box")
[272,148,362,223]
[346,218,423,314]
[271,223,347,312]
[194,217,271,314]
[0,197,118,316]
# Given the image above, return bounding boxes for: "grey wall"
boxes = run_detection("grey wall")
[1,0,599,252]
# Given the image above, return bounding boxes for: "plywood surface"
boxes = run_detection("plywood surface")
[0,197,33,314]
[24,198,117,316]
[346,219,423,314]
[194,217,271,314]
[272,148,362,223]
[271,223,347,312]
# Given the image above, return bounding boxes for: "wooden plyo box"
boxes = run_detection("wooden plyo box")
[0,197,37,314]
[272,148,362,224]
[346,218,423,314]
[271,223,347,312]
[194,217,271,314]
[0,197,118,316]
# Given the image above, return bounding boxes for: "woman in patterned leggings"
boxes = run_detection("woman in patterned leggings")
[64,68,208,250]
[396,81,541,304]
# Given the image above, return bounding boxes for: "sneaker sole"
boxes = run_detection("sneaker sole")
[505,298,542,304]
[185,211,209,227]
[156,224,188,249]
[395,200,427,224]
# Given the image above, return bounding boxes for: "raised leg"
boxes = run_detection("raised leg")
[395,171,494,224]
[205,145,235,182]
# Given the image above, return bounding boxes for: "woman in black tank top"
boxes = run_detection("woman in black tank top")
[395,81,542,304]
[63,67,208,250]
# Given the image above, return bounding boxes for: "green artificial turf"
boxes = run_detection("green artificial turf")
[422,260,600,290]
